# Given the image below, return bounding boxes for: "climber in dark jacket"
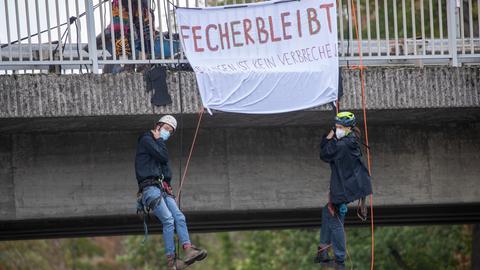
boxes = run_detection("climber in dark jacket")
[135,115,207,270]
[314,112,372,270]
[135,130,172,186]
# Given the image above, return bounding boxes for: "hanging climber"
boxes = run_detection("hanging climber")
[135,115,207,270]
[313,112,373,270]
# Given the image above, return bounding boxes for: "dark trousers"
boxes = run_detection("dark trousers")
[319,204,346,262]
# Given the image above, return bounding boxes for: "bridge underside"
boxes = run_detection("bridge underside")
[2,203,480,240]
[1,113,480,240]
[1,67,479,240]
[1,107,480,133]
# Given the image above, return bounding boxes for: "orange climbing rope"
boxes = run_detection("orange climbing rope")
[349,0,375,269]
[176,2,374,267]
[176,107,205,204]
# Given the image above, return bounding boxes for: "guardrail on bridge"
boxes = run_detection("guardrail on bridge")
[0,0,478,74]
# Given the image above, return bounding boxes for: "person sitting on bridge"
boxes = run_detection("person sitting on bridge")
[314,112,372,269]
[103,0,155,73]
[135,115,207,270]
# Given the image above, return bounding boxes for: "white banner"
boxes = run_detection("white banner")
[176,0,338,114]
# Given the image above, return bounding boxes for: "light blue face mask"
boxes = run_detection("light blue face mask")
[160,129,171,141]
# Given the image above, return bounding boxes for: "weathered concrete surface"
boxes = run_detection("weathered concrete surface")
[0,121,479,239]
[1,66,479,134]
[1,66,480,239]
[0,67,479,119]
[0,135,14,219]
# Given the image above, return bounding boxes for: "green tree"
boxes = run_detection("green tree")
[0,225,473,269]
[0,238,105,270]
[347,225,472,270]
[116,235,167,270]
[234,229,319,270]
[115,233,227,270]
[225,225,472,270]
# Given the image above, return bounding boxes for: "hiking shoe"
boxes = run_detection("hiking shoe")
[334,261,346,270]
[314,252,332,264]
[314,246,332,264]
[167,256,177,270]
[183,245,208,265]
[167,256,187,270]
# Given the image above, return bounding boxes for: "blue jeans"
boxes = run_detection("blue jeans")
[142,186,191,256]
[319,204,346,263]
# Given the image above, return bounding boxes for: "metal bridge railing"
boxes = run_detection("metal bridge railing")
[0,0,478,74]
[337,0,480,66]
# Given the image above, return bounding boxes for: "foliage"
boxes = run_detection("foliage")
[116,235,167,270]
[0,238,104,270]
[347,225,472,270]
[0,225,473,270]
[115,225,472,270]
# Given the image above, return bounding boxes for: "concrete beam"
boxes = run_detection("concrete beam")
[1,66,480,239]
[1,122,479,220]
[0,67,478,119]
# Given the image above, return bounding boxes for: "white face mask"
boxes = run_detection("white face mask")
[335,128,347,139]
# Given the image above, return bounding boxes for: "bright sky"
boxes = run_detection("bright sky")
[0,0,203,47]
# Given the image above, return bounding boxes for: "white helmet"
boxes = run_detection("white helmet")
[157,115,177,131]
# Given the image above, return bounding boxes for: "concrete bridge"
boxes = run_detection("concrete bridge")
[1,66,480,240]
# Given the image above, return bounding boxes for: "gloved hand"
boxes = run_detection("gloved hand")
[162,181,174,196]
[338,203,348,217]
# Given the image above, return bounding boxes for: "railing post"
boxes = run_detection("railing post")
[446,0,459,66]
[85,0,99,73]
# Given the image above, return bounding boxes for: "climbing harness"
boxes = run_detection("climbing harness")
[139,0,374,267]
[136,191,154,243]
[356,197,368,222]
[136,176,171,243]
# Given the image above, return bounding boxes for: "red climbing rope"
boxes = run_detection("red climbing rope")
[175,3,375,266]
[176,107,205,204]
[349,0,375,269]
